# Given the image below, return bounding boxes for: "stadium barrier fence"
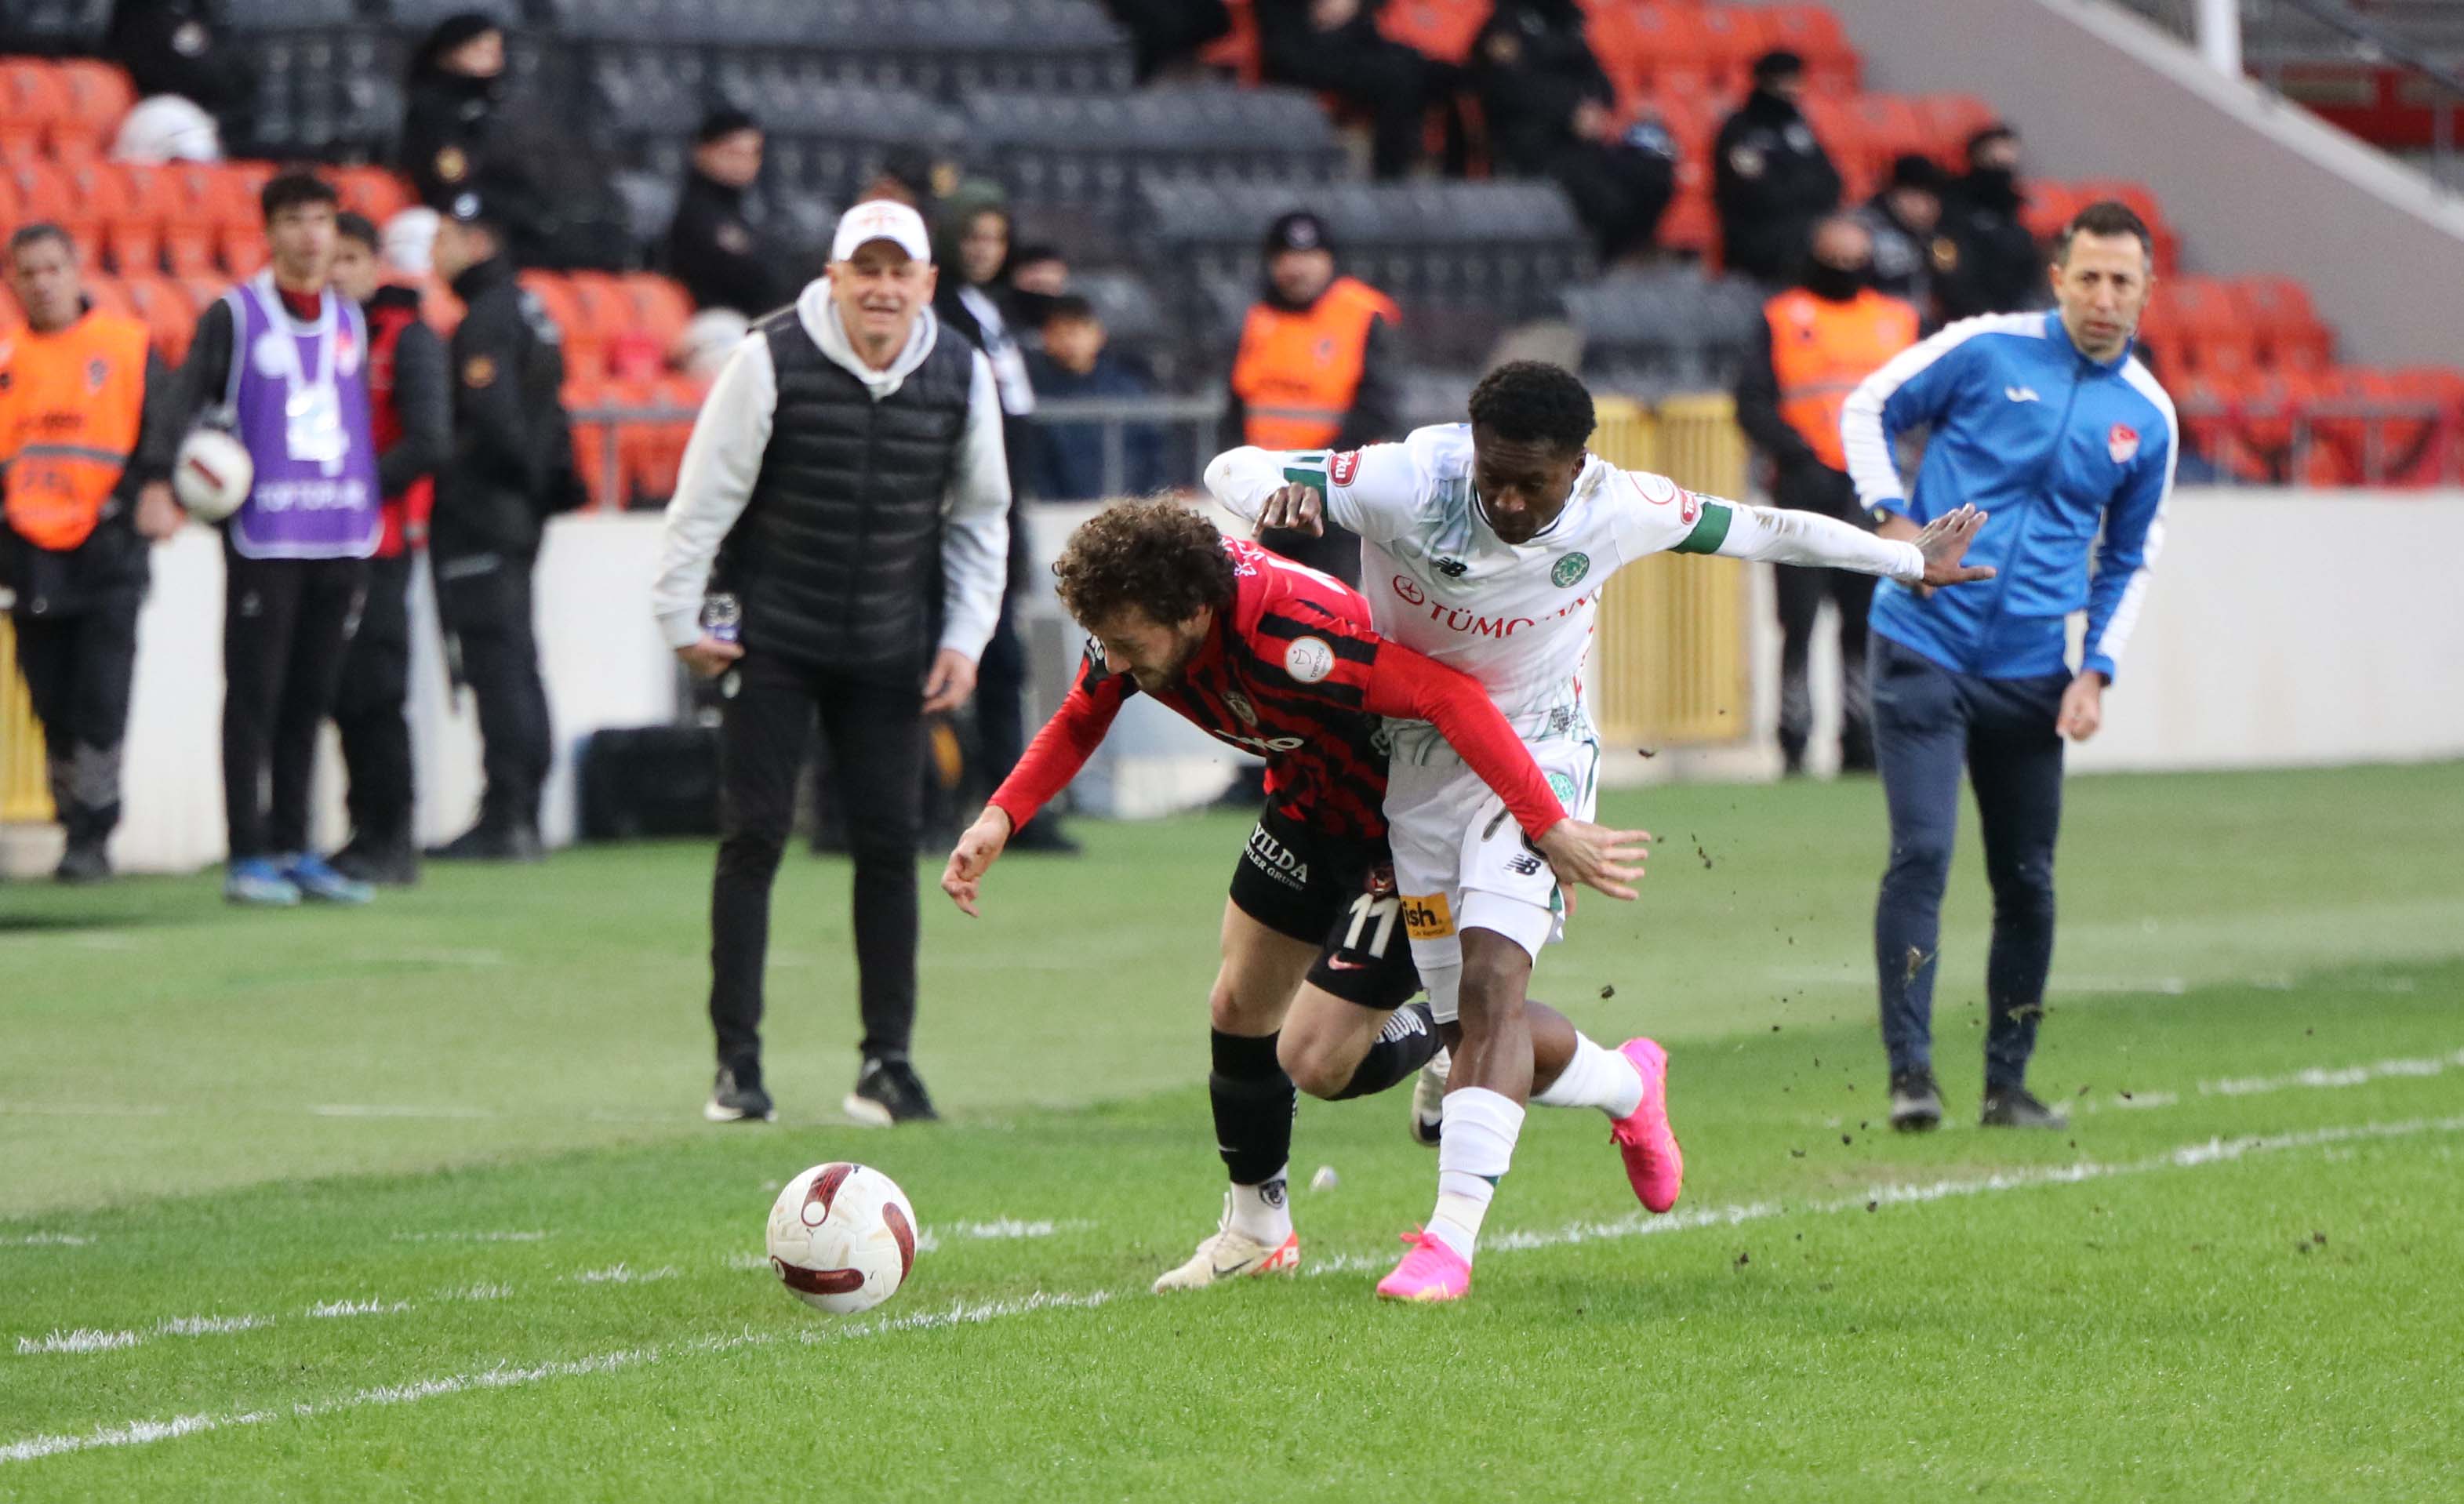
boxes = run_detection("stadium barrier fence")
[1,616,49,821]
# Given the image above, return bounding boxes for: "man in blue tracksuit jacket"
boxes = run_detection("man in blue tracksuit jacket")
[1840,200,2176,1132]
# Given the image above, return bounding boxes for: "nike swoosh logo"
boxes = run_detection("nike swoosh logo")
[1325,957,1370,970]
[1211,1259,1257,1278]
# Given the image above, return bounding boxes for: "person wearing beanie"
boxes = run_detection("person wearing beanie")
[1856,154,1950,325]
[1713,49,1844,285]
[667,107,787,318]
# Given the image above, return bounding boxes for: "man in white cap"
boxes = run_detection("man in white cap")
[653,199,1012,1127]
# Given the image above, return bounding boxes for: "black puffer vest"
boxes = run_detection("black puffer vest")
[721,310,976,674]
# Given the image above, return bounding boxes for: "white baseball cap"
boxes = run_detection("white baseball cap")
[830,199,934,264]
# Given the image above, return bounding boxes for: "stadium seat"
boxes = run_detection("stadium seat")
[1757,6,1862,93]
[330,166,414,227]
[1376,0,1490,66]
[616,274,694,354]
[0,60,69,166]
[121,274,200,363]
[5,162,90,257]
[1910,93,1996,166]
[2229,275,2334,370]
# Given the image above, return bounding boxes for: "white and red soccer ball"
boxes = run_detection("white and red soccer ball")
[765,1162,917,1314]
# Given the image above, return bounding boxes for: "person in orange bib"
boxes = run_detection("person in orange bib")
[1735,213,1920,776]
[1221,211,1401,589]
[0,224,182,882]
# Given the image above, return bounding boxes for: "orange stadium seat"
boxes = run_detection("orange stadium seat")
[1757,6,1860,92]
[2019,180,2081,243]
[329,165,413,225]
[78,272,133,318]
[4,161,96,259]
[216,227,267,278]
[563,371,617,509]
[121,274,200,363]
[1201,0,1262,86]
[0,60,68,166]
[1376,0,1490,67]
[2230,276,2333,369]
[616,274,693,353]
[57,60,135,133]
[1909,93,1995,166]
[1692,7,1768,94]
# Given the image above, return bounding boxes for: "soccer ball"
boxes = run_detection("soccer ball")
[172,427,253,522]
[765,1162,917,1314]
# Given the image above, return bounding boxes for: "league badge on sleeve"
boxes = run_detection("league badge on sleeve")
[1330,450,1361,487]
[2108,423,2140,465]
[1285,636,1336,684]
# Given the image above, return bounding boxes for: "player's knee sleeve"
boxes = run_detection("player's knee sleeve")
[1327,1002,1441,1101]
[1208,1029,1294,1187]
[1420,960,1463,1026]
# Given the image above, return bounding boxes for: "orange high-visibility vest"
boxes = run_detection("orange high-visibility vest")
[0,310,150,550]
[1230,276,1398,451]
[1764,287,1918,472]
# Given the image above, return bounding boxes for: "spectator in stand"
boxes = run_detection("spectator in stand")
[1099,0,1231,82]
[1473,0,1673,264]
[111,93,226,163]
[1256,0,1449,180]
[424,177,580,863]
[1734,214,1918,777]
[326,213,450,887]
[1856,154,1949,328]
[1938,124,2048,321]
[0,225,182,885]
[169,171,382,907]
[932,182,1075,854]
[666,109,789,319]
[104,0,256,155]
[1025,296,1165,502]
[1222,209,1400,587]
[1004,243,1070,336]
[857,145,956,214]
[1714,49,1844,285]
[398,13,507,210]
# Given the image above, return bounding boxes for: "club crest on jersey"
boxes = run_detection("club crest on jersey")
[1551,552,1590,589]
[1330,449,1361,486]
[1223,690,1258,726]
[1284,635,1336,684]
[2107,423,2139,465]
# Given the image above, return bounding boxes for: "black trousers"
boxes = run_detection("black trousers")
[13,585,143,849]
[711,648,926,1075]
[1530,140,1676,262]
[436,547,550,831]
[333,550,417,845]
[1772,463,1875,766]
[222,546,366,860]
[1870,634,2069,1088]
[972,501,1034,796]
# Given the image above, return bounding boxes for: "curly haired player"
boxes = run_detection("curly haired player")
[939,500,1652,1292]
[1212,360,1993,1301]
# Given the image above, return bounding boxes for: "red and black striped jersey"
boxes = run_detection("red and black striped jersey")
[990,538,1566,844]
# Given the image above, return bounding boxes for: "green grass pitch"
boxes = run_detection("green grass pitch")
[3,761,2460,1499]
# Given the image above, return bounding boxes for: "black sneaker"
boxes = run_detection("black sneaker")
[332,835,420,887]
[703,1066,775,1123]
[845,1056,939,1126]
[425,822,544,863]
[53,841,112,885]
[1889,1067,1944,1132]
[1980,1084,2067,1130]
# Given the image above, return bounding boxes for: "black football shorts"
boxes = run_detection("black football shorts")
[1227,806,1420,1011]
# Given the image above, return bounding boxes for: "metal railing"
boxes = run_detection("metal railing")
[2174,394,2462,484]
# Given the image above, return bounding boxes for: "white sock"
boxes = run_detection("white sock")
[1531,1034,1644,1119]
[1226,1168,1291,1244]
[1426,1088,1525,1262]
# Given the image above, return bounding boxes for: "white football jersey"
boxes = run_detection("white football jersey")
[1212,425,1750,742]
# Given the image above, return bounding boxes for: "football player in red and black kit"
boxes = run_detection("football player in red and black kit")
[941,500,1648,1291]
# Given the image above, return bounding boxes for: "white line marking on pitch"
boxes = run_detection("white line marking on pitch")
[0,1233,93,1247]
[2075,1047,2464,1116]
[390,1230,548,1244]
[10,1119,2455,1465]
[0,1291,1114,1465]
[16,1316,270,1357]
[305,1299,411,1319]
[1303,1113,2464,1277]
[571,1264,675,1286]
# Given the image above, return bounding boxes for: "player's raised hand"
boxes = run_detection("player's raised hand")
[1252,482,1326,537]
[1536,820,1654,902]
[939,807,1014,917]
[1913,504,1997,587]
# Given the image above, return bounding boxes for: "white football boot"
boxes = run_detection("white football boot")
[1151,1190,1300,1292]
[1408,1046,1452,1147]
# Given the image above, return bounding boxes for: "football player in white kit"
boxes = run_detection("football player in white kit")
[1208,361,1991,1300]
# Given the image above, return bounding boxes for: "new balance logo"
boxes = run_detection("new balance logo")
[1433,557,1469,578]
[1506,854,1544,877]
[2004,385,2041,404]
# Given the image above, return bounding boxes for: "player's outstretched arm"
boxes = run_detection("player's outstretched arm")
[1203,444,1418,543]
[1680,492,1994,587]
[946,660,1132,914]
[1357,638,1653,901]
